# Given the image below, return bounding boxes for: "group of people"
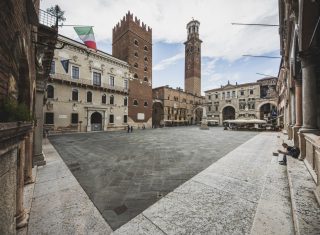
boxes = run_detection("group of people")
[127,125,133,133]
[277,143,301,165]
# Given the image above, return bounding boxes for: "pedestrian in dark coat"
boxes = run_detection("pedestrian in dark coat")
[130,126,133,132]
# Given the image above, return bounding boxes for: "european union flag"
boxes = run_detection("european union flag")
[61,59,69,73]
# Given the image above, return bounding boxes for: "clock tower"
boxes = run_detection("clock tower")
[184,19,202,96]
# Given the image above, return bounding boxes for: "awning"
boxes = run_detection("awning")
[224,119,267,124]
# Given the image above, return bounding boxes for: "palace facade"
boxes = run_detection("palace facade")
[45,35,130,132]
[204,77,278,125]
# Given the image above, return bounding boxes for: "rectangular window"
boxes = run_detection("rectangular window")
[72,66,80,79]
[124,79,128,90]
[93,72,101,86]
[109,114,114,123]
[109,76,115,87]
[250,90,254,95]
[240,91,244,96]
[208,106,211,111]
[50,61,55,74]
[215,106,218,111]
[124,115,127,123]
[232,91,236,98]
[215,94,218,99]
[208,95,211,100]
[226,92,230,99]
[45,112,54,124]
[71,113,78,124]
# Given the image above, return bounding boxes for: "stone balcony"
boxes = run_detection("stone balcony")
[49,73,129,94]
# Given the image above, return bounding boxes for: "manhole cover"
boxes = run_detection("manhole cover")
[113,204,128,215]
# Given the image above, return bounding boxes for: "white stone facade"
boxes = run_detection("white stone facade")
[205,78,278,125]
[44,35,131,132]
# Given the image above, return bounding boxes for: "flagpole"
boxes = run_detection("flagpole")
[58,24,94,27]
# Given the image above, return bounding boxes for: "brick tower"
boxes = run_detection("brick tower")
[112,12,152,126]
[184,19,202,96]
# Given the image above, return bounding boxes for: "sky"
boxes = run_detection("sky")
[41,0,280,94]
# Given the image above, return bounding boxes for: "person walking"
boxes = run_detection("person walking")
[127,125,130,133]
[130,125,133,133]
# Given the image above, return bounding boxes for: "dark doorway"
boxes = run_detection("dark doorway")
[91,112,102,131]
[222,106,235,120]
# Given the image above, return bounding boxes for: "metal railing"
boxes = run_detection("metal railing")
[50,73,128,93]
[39,9,57,27]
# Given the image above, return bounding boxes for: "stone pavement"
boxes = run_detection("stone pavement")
[27,141,113,235]
[49,127,258,229]
[113,132,295,235]
[25,129,320,234]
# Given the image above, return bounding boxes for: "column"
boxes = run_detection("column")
[33,80,46,166]
[24,132,34,184]
[298,51,319,159]
[293,79,302,146]
[16,139,28,229]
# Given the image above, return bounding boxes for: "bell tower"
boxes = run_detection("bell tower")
[184,19,202,96]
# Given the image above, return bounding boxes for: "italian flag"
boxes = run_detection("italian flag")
[74,26,97,50]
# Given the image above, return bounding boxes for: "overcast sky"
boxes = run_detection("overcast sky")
[41,0,280,94]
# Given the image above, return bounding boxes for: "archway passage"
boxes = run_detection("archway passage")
[260,103,277,123]
[91,112,102,131]
[222,106,235,120]
[152,102,163,127]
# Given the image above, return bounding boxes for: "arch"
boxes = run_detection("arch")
[110,95,114,105]
[144,45,148,51]
[91,112,102,131]
[144,101,148,107]
[134,63,138,68]
[152,101,164,127]
[259,102,277,120]
[134,52,138,57]
[133,99,138,106]
[134,39,139,46]
[101,94,106,104]
[222,106,235,120]
[86,91,92,102]
[144,66,148,72]
[72,89,78,101]
[144,56,148,62]
[257,100,277,111]
[47,85,54,99]
[143,77,148,82]
[134,73,138,79]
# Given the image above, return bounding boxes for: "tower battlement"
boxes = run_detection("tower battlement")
[113,11,152,43]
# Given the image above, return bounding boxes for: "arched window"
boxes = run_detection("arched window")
[87,91,92,103]
[124,97,128,106]
[47,85,54,99]
[144,101,148,107]
[144,77,148,82]
[144,45,148,51]
[144,66,148,72]
[110,95,114,105]
[133,99,138,106]
[72,89,78,101]
[134,52,138,57]
[134,63,138,68]
[134,39,139,46]
[134,73,138,79]
[102,94,106,104]
[144,57,148,62]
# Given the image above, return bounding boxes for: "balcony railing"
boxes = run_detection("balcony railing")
[39,9,58,28]
[50,73,128,93]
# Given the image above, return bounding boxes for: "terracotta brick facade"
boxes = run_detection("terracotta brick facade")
[112,12,152,125]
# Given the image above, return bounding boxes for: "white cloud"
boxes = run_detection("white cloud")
[153,53,184,71]
[41,0,279,60]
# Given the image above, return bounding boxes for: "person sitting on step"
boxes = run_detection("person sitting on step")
[277,143,300,165]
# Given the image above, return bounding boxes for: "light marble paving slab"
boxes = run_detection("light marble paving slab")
[143,180,256,235]
[112,214,165,235]
[28,142,113,235]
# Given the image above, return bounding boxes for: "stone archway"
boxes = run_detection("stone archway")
[152,102,164,127]
[222,106,235,120]
[259,103,277,121]
[91,112,102,131]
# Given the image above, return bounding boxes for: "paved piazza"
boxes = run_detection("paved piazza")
[49,127,258,229]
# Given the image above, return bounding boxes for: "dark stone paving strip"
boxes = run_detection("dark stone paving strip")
[49,127,257,229]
